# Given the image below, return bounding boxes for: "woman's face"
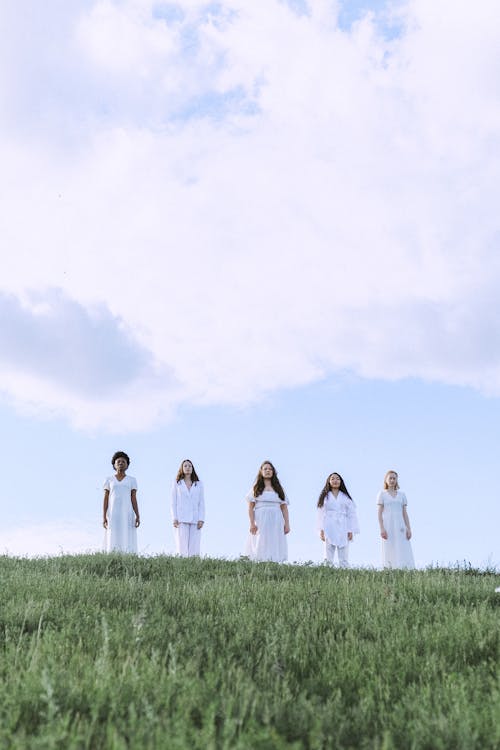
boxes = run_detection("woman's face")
[386,472,398,488]
[114,456,128,472]
[182,461,193,476]
[261,463,274,479]
[329,473,341,490]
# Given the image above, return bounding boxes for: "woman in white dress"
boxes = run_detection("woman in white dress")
[377,470,414,569]
[103,451,140,553]
[317,472,359,567]
[171,459,205,557]
[245,461,290,562]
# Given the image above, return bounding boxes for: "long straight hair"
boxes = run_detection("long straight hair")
[176,459,200,484]
[317,472,352,508]
[253,460,285,501]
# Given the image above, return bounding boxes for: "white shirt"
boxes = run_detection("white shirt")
[171,480,205,524]
[317,491,360,548]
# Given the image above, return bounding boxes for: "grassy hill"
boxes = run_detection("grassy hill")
[0,555,498,749]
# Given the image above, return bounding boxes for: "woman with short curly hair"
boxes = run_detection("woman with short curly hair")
[103,451,140,553]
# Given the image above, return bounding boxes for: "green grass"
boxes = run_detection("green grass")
[0,555,498,749]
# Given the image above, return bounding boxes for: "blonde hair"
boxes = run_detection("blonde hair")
[383,470,399,490]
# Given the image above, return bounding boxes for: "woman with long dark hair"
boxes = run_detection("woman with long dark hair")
[317,472,359,567]
[244,461,290,562]
[171,459,205,557]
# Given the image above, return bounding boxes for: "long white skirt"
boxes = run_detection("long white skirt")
[245,505,287,562]
[381,507,414,569]
[104,499,137,553]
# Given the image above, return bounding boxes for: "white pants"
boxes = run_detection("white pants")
[325,542,349,567]
[176,523,201,557]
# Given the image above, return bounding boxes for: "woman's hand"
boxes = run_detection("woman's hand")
[406,528,412,540]
[135,515,140,528]
[173,519,179,528]
[103,518,108,529]
[284,523,290,535]
[319,529,325,542]
[380,528,388,540]
[197,520,204,530]
[347,532,353,542]
[250,523,258,535]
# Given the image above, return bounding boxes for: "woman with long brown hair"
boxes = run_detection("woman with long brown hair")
[244,460,290,562]
[171,459,205,557]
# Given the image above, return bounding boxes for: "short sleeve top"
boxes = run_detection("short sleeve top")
[376,490,407,506]
[245,489,289,505]
[104,475,138,501]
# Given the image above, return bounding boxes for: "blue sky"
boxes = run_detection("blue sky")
[0,0,499,567]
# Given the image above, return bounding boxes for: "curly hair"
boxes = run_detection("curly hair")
[176,459,200,484]
[111,451,130,468]
[317,472,352,508]
[252,461,285,501]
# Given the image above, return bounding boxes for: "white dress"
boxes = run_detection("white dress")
[377,490,414,569]
[104,475,138,553]
[245,489,289,562]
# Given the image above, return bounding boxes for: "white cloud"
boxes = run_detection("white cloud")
[0,0,499,429]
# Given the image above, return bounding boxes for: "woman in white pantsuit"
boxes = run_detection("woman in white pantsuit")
[377,470,414,569]
[171,459,205,557]
[317,472,359,567]
[245,461,290,562]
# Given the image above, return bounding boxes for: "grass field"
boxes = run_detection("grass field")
[0,555,498,749]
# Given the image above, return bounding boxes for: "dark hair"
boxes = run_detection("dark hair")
[111,451,130,468]
[317,472,352,507]
[176,459,200,484]
[253,460,285,501]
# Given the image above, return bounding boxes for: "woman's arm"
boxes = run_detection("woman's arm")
[317,505,325,540]
[171,484,179,528]
[378,504,387,539]
[131,489,140,527]
[280,503,290,535]
[402,506,412,539]
[248,501,258,534]
[347,496,360,537]
[197,483,205,530]
[103,489,109,529]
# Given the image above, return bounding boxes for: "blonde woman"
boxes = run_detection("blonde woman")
[377,470,414,569]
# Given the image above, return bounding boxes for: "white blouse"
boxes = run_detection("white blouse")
[317,491,360,548]
[171,480,205,524]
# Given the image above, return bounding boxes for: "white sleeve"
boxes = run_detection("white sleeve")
[198,482,205,522]
[130,476,138,491]
[347,498,360,534]
[103,477,111,491]
[245,490,255,504]
[376,490,384,506]
[317,505,325,531]
[401,492,408,506]
[171,482,179,520]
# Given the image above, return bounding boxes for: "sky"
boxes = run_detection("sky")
[0,0,499,568]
